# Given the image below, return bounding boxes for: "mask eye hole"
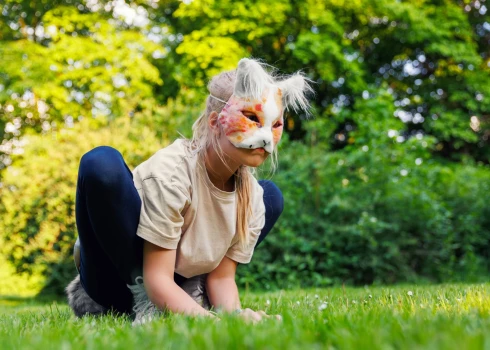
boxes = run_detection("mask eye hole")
[243,112,260,124]
[273,121,283,128]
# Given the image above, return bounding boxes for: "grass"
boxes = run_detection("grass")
[1,283,489,349]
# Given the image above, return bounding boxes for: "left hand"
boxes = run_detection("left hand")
[253,309,283,321]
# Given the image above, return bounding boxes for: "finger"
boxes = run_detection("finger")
[252,312,262,322]
[275,314,283,321]
[243,309,256,317]
[257,310,270,318]
[240,310,258,323]
[246,310,262,321]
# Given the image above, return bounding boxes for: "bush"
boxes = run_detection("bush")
[0,117,164,294]
[241,141,490,290]
[240,96,490,290]
[2,96,489,295]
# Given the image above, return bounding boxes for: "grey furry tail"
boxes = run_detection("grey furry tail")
[66,274,108,317]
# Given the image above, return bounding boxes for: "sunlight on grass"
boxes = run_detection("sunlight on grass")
[1,284,489,349]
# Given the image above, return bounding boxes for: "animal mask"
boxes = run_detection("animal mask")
[215,58,312,154]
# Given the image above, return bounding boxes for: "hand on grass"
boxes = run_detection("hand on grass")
[255,310,282,322]
[238,308,282,323]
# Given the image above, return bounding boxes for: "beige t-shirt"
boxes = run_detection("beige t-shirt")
[133,139,266,278]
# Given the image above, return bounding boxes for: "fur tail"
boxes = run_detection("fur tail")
[66,275,108,317]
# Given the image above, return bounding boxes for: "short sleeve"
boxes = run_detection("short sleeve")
[136,177,190,249]
[226,185,266,264]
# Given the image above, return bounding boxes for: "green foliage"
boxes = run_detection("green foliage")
[165,0,490,158]
[243,93,490,289]
[0,5,162,169]
[0,251,43,297]
[0,117,164,293]
[0,0,490,295]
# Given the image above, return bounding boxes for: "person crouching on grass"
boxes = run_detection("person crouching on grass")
[66,58,313,326]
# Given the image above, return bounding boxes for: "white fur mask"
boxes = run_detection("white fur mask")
[217,58,312,153]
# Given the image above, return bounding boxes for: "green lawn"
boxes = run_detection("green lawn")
[1,284,489,349]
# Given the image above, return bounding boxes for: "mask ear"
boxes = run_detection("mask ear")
[276,73,314,115]
[234,58,273,99]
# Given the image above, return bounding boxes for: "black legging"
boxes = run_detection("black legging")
[76,146,284,313]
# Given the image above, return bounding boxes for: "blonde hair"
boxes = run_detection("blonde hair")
[190,70,254,249]
[190,58,313,249]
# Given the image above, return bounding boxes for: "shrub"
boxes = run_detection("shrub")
[0,117,164,294]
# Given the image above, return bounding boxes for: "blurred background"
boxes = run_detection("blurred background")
[0,0,489,297]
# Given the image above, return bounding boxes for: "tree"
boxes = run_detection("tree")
[162,0,490,161]
[0,4,162,171]
[1,0,490,294]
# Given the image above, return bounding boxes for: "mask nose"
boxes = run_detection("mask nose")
[233,128,275,153]
[261,136,274,153]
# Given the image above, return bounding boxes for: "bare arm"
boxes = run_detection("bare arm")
[206,255,282,322]
[206,255,241,312]
[143,240,214,317]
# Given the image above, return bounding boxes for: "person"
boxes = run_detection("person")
[66,58,312,326]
